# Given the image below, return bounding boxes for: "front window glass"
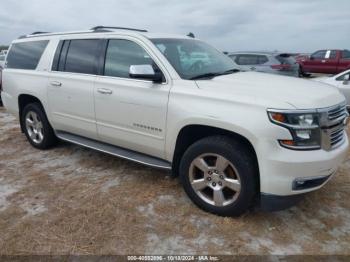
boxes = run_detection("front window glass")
[151,38,235,80]
[104,39,154,79]
[311,50,326,59]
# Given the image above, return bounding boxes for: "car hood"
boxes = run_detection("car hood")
[195,72,345,109]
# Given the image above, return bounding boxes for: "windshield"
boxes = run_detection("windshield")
[151,38,236,80]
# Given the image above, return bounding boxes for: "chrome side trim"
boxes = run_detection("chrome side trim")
[55,131,172,170]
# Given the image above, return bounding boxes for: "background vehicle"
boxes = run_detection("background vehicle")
[298,49,350,75]
[228,51,300,77]
[0,54,5,69]
[313,69,350,109]
[0,68,2,105]
[1,27,348,217]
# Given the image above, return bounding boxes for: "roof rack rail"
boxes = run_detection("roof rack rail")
[91,26,148,33]
[31,31,51,35]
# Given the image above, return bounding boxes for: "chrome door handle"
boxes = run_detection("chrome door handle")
[50,81,62,87]
[97,88,113,95]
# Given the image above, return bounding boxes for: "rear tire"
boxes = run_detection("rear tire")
[179,136,258,217]
[21,103,57,150]
[299,67,311,77]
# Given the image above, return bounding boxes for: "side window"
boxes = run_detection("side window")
[325,50,337,59]
[64,40,100,74]
[329,50,337,59]
[6,40,49,70]
[104,39,154,79]
[342,50,350,59]
[229,55,236,61]
[311,50,326,59]
[257,55,268,64]
[235,55,258,65]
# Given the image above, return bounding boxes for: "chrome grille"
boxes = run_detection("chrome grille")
[320,103,348,150]
[328,104,348,122]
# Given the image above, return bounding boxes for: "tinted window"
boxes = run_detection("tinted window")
[6,40,48,70]
[235,55,258,65]
[311,50,326,59]
[329,50,337,59]
[276,55,296,65]
[257,55,268,64]
[342,50,350,59]
[64,40,100,74]
[104,39,154,78]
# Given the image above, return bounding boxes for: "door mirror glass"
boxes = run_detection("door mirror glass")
[129,65,162,83]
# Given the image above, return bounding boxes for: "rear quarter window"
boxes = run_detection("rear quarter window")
[6,40,49,70]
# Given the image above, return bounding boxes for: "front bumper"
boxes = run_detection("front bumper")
[257,133,349,196]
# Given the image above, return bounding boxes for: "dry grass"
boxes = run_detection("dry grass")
[0,107,349,255]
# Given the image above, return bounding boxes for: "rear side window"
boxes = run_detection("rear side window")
[342,50,350,59]
[104,39,154,78]
[64,40,100,74]
[235,55,267,65]
[325,50,337,59]
[257,55,268,64]
[235,55,258,65]
[6,40,48,70]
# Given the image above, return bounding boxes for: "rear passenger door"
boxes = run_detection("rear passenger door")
[94,38,170,159]
[48,39,101,140]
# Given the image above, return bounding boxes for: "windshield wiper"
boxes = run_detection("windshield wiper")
[190,68,240,80]
[221,68,240,74]
[190,72,222,80]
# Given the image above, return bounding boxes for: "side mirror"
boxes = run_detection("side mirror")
[129,65,163,83]
[343,74,350,85]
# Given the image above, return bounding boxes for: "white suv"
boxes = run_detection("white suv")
[1,27,349,216]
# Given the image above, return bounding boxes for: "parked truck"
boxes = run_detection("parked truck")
[298,49,350,75]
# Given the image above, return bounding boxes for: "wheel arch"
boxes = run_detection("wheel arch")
[171,124,260,184]
[18,94,46,133]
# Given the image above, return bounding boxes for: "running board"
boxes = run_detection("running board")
[55,131,172,170]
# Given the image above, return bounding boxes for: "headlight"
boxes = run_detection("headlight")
[268,110,321,150]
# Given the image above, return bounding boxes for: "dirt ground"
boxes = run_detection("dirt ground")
[0,107,349,256]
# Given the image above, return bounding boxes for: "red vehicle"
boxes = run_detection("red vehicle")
[298,49,350,75]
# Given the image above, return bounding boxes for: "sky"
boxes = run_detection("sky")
[0,0,349,53]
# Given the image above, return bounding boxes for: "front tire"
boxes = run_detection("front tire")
[22,103,57,149]
[179,136,258,217]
